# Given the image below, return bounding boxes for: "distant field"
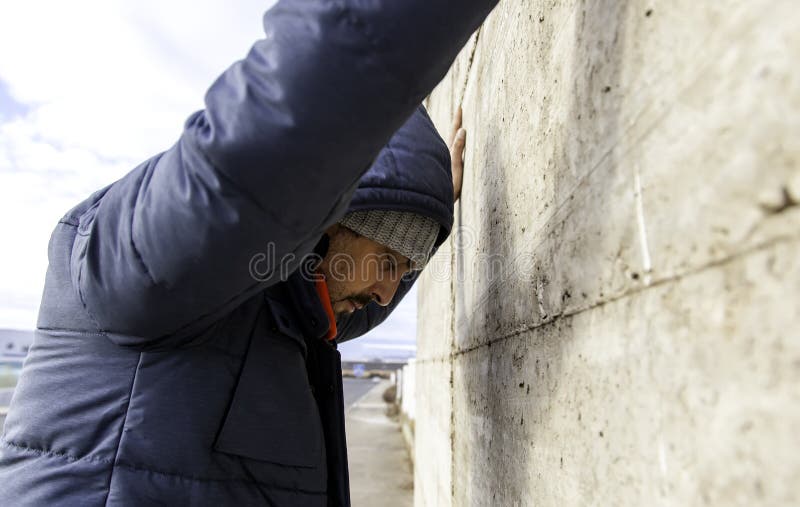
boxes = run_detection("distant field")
[0,373,17,389]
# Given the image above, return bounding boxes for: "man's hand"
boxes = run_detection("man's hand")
[450,106,467,203]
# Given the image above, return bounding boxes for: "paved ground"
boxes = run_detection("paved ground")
[343,378,379,408]
[345,380,413,507]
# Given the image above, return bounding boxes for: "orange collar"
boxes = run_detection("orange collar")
[314,276,338,341]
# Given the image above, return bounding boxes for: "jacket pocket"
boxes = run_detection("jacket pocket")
[213,305,323,468]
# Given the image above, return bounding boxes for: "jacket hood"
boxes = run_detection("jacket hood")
[345,105,453,248]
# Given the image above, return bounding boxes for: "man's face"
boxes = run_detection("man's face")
[318,225,413,316]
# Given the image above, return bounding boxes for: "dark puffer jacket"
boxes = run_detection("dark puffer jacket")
[0,0,496,505]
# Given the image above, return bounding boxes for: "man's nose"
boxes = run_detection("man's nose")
[371,277,402,307]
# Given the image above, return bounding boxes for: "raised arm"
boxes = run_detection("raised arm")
[70,0,496,343]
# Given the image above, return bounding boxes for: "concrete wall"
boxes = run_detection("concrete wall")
[396,361,417,465]
[415,1,800,506]
[398,360,417,423]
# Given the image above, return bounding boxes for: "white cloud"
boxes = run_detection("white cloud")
[0,0,271,328]
[0,0,271,161]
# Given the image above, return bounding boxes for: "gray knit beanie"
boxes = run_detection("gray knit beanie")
[339,210,440,270]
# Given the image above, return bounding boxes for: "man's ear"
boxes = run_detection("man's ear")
[325,223,342,236]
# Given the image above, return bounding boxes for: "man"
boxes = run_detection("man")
[0,0,493,505]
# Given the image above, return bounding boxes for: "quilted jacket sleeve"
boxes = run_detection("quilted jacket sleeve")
[70,0,497,343]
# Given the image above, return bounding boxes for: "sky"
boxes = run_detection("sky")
[0,0,416,361]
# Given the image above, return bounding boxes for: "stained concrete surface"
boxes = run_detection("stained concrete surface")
[416,0,800,505]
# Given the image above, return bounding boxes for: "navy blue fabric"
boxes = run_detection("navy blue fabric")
[346,105,454,247]
[0,0,496,505]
